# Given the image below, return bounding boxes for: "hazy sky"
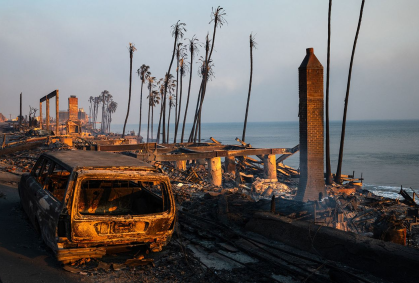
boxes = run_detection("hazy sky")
[1,0,419,124]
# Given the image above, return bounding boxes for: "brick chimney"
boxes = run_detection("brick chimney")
[68,95,78,121]
[295,48,325,202]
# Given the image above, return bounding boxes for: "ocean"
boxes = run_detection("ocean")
[111,120,419,199]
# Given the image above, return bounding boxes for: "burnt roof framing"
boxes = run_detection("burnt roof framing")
[81,141,298,163]
[149,147,294,162]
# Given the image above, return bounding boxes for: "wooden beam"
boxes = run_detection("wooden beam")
[0,141,45,157]
[96,143,158,152]
[151,148,293,162]
[40,90,58,102]
[277,144,300,163]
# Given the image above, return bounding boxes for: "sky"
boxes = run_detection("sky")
[1,0,419,124]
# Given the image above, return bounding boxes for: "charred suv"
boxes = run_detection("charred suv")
[18,151,176,263]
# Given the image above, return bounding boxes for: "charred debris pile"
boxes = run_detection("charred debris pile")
[2,131,418,249]
[1,130,419,282]
[164,153,419,248]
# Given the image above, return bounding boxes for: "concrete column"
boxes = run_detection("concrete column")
[208,157,222,187]
[295,48,325,202]
[175,160,186,171]
[224,156,236,176]
[46,97,50,131]
[39,101,43,129]
[55,90,59,134]
[263,154,277,181]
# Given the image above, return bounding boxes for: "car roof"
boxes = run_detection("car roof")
[42,151,154,171]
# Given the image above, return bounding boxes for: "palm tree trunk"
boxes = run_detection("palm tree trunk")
[152,105,154,140]
[167,106,172,142]
[181,58,194,143]
[174,57,179,143]
[147,93,151,143]
[162,84,166,143]
[198,106,202,142]
[189,90,200,142]
[157,98,163,143]
[242,35,253,142]
[325,0,333,185]
[190,39,209,142]
[335,0,365,184]
[189,82,203,142]
[194,19,219,141]
[138,81,144,139]
[175,69,183,143]
[101,93,105,133]
[160,32,180,144]
[123,48,134,138]
[194,77,207,143]
[108,112,111,133]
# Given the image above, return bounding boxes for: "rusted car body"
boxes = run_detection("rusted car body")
[18,151,176,263]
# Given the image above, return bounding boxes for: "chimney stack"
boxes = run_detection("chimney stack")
[295,48,325,202]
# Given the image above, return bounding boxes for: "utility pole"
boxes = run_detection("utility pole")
[19,92,22,128]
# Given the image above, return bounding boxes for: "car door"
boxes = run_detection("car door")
[19,156,46,228]
[32,159,66,250]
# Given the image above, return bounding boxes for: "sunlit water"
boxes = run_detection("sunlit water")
[111,120,419,199]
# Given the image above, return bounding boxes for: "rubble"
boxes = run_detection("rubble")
[0,139,71,174]
[1,127,419,282]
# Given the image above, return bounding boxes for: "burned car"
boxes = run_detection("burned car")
[18,151,176,263]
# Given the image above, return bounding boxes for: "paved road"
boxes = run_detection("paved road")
[0,173,90,283]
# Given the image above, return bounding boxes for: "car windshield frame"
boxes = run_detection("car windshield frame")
[71,171,172,219]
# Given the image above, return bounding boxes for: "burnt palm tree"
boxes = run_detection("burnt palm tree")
[166,76,176,142]
[137,64,150,140]
[101,90,111,133]
[88,96,94,125]
[181,36,200,143]
[146,76,156,142]
[151,90,160,140]
[173,43,188,143]
[335,0,366,184]
[191,7,226,142]
[107,100,118,133]
[173,43,182,142]
[190,45,216,143]
[325,0,333,185]
[174,53,188,143]
[189,36,211,142]
[242,33,257,142]
[167,95,175,142]
[94,96,100,129]
[122,43,137,138]
[156,77,165,142]
[157,21,186,144]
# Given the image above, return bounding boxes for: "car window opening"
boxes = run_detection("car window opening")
[77,179,169,215]
[45,163,70,203]
[33,159,70,203]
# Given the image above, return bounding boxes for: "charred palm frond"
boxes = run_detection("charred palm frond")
[171,21,187,39]
[209,6,227,28]
[197,57,215,81]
